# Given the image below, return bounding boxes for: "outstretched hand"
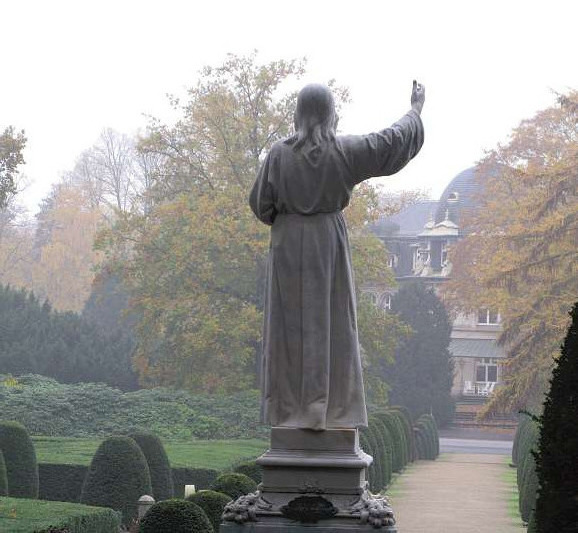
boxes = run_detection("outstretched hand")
[411,80,425,115]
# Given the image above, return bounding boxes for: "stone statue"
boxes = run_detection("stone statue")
[250,81,425,431]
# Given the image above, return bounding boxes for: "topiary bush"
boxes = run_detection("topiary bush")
[360,424,381,492]
[534,302,578,532]
[389,407,414,463]
[0,450,7,496]
[233,460,262,484]
[370,416,393,487]
[368,416,388,490]
[80,436,152,526]
[139,499,212,533]
[187,490,232,532]
[129,432,174,501]
[0,420,39,497]
[39,464,88,502]
[210,473,257,500]
[374,412,404,473]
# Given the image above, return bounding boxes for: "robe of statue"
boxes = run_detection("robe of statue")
[250,110,424,430]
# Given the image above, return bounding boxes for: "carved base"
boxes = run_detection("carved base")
[220,428,397,532]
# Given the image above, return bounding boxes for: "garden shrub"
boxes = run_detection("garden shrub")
[370,416,393,487]
[512,416,532,467]
[358,431,374,489]
[39,464,88,502]
[374,412,404,472]
[389,406,414,462]
[172,467,220,498]
[80,436,152,526]
[0,374,267,440]
[360,425,381,492]
[233,460,262,484]
[187,490,232,532]
[139,499,212,533]
[129,432,174,501]
[388,410,409,467]
[368,415,389,489]
[0,450,7,496]
[0,497,120,533]
[0,420,39,497]
[210,473,257,500]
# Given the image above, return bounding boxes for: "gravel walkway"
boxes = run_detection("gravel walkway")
[386,453,524,533]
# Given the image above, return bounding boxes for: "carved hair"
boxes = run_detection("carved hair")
[292,84,337,151]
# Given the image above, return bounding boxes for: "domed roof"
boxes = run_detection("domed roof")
[435,167,481,227]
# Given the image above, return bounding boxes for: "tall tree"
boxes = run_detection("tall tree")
[387,282,454,426]
[0,126,26,208]
[444,91,578,416]
[97,53,403,394]
[534,303,578,532]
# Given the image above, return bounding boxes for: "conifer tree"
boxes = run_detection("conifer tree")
[534,302,578,532]
[388,282,454,426]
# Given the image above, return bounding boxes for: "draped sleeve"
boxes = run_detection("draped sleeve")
[249,151,277,225]
[339,109,424,186]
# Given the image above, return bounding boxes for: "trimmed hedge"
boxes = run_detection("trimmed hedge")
[233,460,262,484]
[0,497,121,532]
[414,414,439,460]
[187,490,232,532]
[139,499,212,533]
[373,412,404,473]
[129,432,174,501]
[513,416,539,523]
[80,436,152,526]
[360,425,381,492]
[370,416,393,488]
[39,464,88,502]
[210,473,257,500]
[0,450,7,496]
[173,467,220,498]
[389,406,414,463]
[0,420,39,498]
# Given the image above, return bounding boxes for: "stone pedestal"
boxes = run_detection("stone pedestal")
[220,428,396,531]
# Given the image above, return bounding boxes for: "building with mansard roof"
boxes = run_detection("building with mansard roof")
[369,167,505,402]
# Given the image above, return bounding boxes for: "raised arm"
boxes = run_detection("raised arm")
[341,81,425,186]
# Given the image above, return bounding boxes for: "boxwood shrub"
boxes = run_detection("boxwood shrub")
[232,460,262,484]
[129,432,174,501]
[360,424,381,492]
[0,420,39,497]
[389,407,414,463]
[210,473,257,500]
[187,490,232,532]
[80,436,152,526]
[139,499,212,533]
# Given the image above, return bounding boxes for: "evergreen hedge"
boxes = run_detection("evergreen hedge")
[368,416,388,491]
[373,412,404,473]
[414,414,439,460]
[370,416,393,487]
[211,473,257,500]
[39,464,88,502]
[0,420,39,497]
[172,467,220,498]
[390,406,415,462]
[187,490,232,532]
[80,436,152,526]
[358,430,374,490]
[129,432,174,501]
[233,460,262,484]
[0,450,7,496]
[360,425,381,492]
[512,416,539,523]
[139,499,212,533]
[534,302,578,531]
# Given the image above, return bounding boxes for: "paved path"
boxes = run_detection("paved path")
[440,438,513,455]
[387,454,523,533]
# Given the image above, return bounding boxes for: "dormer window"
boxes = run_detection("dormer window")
[478,308,500,325]
[448,192,459,203]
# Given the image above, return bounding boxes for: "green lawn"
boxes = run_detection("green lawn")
[33,436,268,470]
[0,497,119,532]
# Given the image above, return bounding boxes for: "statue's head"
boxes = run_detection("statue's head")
[293,84,337,150]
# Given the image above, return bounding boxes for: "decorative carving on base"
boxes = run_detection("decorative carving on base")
[350,492,396,529]
[222,492,272,524]
[281,495,338,523]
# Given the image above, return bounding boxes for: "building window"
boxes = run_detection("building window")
[478,308,500,325]
[475,358,498,382]
[441,241,449,266]
[383,294,392,310]
[387,254,397,269]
